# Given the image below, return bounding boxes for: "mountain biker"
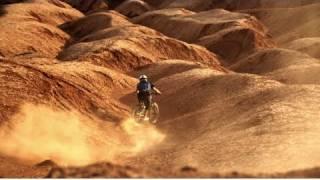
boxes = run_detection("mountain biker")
[136,74,161,113]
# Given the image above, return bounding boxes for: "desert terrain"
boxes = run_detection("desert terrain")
[0,0,320,178]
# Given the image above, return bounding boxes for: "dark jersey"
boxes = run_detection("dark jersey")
[137,80,154,94]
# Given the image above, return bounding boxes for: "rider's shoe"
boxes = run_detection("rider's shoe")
[150,119,157,124]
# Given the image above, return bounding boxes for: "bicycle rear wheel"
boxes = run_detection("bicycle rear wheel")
[149,103,159,124]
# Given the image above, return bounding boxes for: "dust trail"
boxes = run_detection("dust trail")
[121,118,166,153]
[0,103,165,166]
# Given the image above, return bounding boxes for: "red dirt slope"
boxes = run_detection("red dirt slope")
[0,0,83,58]
[58,10,225,72]
[115,0,152,18]
[45,162,320,178]
[242,3,320,45]
[231,48,319,74]
[133,8,274,65]
[231,48,320,84]
[149,0,320,11]
[119,60,320,173]
[61,0,108,13]
[0,0,320,178]
[284,38,320,59]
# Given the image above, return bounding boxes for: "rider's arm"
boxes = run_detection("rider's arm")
[153,87,161,95]
[151,83,161,95]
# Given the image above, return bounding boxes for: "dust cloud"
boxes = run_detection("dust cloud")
[0,103,165,166]
[121,118,166,153]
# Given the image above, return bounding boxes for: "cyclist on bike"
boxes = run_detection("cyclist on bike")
[136,74,161,113]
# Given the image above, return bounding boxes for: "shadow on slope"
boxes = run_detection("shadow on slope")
[0,6,6,16]
[0,0,25,5]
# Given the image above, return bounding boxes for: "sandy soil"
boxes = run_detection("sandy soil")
[0,0,320,178]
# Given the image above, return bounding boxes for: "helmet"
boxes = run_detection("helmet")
[139,74,148,80]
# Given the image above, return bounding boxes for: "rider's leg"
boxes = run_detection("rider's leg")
[137,92,142,103]
[137,93,145,111]
[145,95,151,110]
[141,95,150,118]
[145,95,152,119]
